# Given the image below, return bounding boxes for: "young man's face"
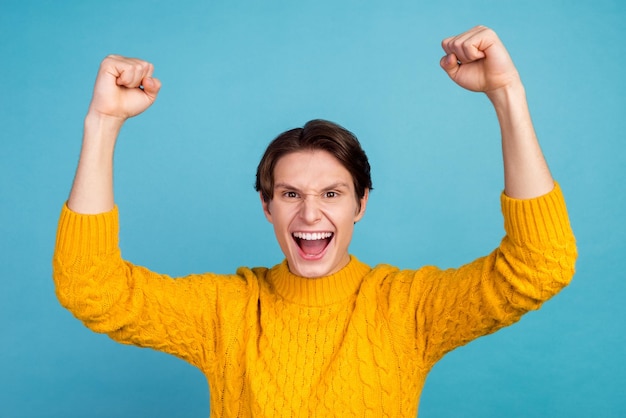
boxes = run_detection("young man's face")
[261,150,368,278]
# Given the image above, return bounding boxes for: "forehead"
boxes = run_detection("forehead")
[273,150,353,190]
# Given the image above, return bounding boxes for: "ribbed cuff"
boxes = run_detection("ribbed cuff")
[500,182,572,245]
[55,203,120,259]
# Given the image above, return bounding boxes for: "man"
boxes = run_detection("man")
[53,26,577,416]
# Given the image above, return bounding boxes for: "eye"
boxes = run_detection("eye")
[283,191,299,199]
[324,191,338,198]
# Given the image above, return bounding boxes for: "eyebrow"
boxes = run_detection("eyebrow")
[273,182,351,192]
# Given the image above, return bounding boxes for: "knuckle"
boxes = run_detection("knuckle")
[101,54,118,66]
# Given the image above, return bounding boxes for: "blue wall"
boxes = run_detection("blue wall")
[1,0,624,416]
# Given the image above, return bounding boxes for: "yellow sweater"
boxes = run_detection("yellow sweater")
[53,184,577,417]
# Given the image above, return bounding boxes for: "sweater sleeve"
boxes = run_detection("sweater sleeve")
[52,204,252,372]
[391,183,577,368]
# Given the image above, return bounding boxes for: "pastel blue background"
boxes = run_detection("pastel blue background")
[1,0,624,416]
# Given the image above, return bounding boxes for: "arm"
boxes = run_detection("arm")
[68,55,161,214]
[56,57,235,369]
[396,27,576,365]
[440,26,553,199]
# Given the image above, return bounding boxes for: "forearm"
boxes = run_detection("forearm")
[488,81,554,199]
[67,113,123,214]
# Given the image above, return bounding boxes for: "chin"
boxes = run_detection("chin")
[288,255,346,279]
[296,266,331,279]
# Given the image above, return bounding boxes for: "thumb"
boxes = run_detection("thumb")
[141,76,161,98]
[440,53,460,78]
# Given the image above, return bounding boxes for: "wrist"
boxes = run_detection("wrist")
[485,79,526,110]
[83,111,125,152]
[84,110,125,133]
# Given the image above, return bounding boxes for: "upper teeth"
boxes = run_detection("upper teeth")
[293,232,333,240]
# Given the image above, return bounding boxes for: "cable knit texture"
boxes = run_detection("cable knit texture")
[53,184,577,417]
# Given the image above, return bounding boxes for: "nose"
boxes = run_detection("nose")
[299,195,322,224]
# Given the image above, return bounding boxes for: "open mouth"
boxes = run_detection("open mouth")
[292,232,333,257]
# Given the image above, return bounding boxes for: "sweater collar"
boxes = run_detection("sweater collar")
[268,256,371,306]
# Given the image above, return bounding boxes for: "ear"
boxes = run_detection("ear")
[354,188,369,223]
[260,192,273,223]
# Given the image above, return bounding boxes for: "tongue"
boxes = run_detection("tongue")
[300,239,328,256]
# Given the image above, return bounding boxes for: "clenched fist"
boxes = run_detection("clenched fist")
[440,26,521,96]
[88,55,162,121]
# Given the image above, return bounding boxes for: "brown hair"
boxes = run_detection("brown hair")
[255,119,373,205]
